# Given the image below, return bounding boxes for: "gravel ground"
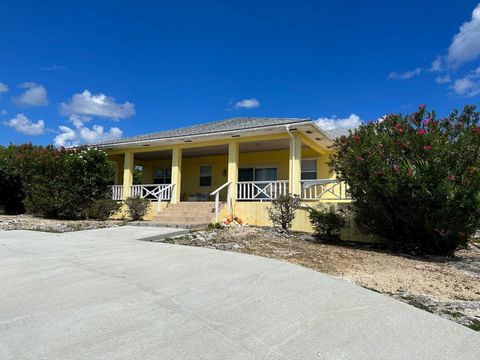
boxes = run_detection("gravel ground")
[0,215,126,233]
[163,226,480,330]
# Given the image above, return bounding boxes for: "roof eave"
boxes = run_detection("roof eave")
[98,120,316,149]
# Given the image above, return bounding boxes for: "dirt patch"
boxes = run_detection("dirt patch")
[0,214,126,233]
[164,226,480,329]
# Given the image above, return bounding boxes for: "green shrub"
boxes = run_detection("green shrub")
[0,145,115,219]
[267,194,300,230]
[308,207,346,241]
[88,199,122,220]
[21,147,115,219]
[125,196,150,221]
[0,145,26,214]
[330,105,480,255]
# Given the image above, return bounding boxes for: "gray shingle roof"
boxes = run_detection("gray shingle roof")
[98,117,312,146]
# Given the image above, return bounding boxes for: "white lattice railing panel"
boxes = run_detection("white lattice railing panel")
[236,181,289,201]
[300,179,350,200]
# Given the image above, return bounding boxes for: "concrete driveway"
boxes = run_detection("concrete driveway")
[0,226,479,359]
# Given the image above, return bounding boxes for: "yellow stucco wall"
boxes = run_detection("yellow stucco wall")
[111,201,168,221]
[233,201,375,242]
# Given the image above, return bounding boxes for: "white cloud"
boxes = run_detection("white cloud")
[60,90,135,120]
[436,74,451,84]
[315,114,362,130]
[388,68,422,80]
[232,98,260,110]
[3,113,45,135]
[0,82,9,94]
[430,57,443,72]
[447,3,480,67]
[53,115,123,147]
[452,67,480,97]
[12,82,48,107]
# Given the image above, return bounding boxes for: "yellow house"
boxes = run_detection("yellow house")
[100,117,352,233]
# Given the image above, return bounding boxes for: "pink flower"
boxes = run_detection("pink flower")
[422,145,432,150]
[357,156,365,161]
[392,164,399,173]
[417,129,426,135]
[419,104,426,110]
[447,175,455,181]
[353,134,361,142]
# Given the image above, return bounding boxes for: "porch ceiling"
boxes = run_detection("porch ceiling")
[133,139,309,160]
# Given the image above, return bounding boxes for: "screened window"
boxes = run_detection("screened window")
[200,165,212,186]
[301,159,317,180]
[153,168,171,184]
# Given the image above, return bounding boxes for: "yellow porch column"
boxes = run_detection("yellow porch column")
[228,141,239,214]
[289,135,302,196]
[171,146,182,203]
[123,151,134,199]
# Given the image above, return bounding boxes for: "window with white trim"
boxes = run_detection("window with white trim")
[199,165,212,186]
[301,159,317,180]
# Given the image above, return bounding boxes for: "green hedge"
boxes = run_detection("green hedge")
[0,145,115,219]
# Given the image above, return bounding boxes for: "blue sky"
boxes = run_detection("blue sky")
[1,0,480,146]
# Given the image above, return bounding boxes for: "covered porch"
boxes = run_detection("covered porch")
[108,133,350,218]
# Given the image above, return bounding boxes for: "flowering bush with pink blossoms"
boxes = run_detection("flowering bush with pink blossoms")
[330,105,480,255]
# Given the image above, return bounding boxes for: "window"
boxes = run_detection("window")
[239,168,254,181]
[239,167,277,181]
[199,165,212,186]
[254,167,277,181]
[153,168,171,184]
[301,159,317,180]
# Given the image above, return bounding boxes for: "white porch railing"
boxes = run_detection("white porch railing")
[236,180,289,201]
[130,184,175,211]
[111,185,124,200]
[300,179,350,200]
[210,181,232,223]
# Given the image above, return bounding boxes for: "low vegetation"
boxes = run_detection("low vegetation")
[125,196,150,221]
[308,206,346,241]
[267,194,300,230]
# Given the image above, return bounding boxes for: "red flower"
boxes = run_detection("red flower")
[422,145,432,150]
[447,175,455,181]
[472,127,480,134]
[392,164,399,173]
[353,134,361,142]
[417,129,426,135]
[357,156,365,161]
